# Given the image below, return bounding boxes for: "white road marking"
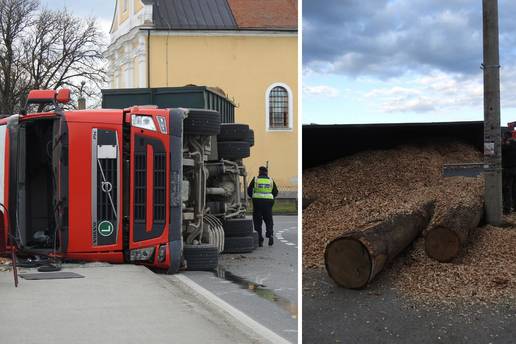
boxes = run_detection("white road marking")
[274,228,297,248]
[171,274,292,344]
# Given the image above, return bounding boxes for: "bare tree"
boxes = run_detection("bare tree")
[0,0,38,115]
[0,0,106,115]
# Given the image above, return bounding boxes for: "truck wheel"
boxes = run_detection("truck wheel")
[217,141,250,160]
[219,124,249,141]
[223,236,255,254]
[184,109,221,136]
[247,129,255,147]
[184,244,218,271]
[223,218,254,237]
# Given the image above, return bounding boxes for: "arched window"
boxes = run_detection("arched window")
[266,83,293,131]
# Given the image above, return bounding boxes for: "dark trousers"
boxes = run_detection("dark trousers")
[252,199,274,241]
[502,167,516,213]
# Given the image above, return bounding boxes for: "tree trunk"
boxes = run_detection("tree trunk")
[424,195,483,262]
[324,202,434,289]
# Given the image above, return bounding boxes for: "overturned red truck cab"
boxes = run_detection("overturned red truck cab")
[0,89,255,273]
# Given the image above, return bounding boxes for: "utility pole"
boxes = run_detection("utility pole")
[482,0,503,225]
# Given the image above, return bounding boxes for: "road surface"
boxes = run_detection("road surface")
[303,268,515,344]
[0,264,276,344]
[175,215,298,343]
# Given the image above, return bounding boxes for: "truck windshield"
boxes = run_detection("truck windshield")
[9,116,62,251]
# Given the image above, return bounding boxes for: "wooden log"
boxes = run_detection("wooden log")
[424,195,483,262]
[324,202,433,289]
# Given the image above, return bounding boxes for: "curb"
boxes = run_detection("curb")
[169,274,293,344]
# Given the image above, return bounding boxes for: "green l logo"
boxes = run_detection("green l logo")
[98,221,114,237]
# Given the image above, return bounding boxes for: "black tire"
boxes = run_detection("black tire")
[218,141,250,160]
[184,109,221,136]
[247,129,255,147]
[252,231,259,249]
[184,244,218,271]
[219,124,249,141]
[223,236,255,254]
[223,218,254,237]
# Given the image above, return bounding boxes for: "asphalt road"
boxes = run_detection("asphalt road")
[0,264,267,344]
[303,268,516,344]
[172,215,298,343]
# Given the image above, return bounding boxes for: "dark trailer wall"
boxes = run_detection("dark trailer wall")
[303,121,484,169]
[102,86,235,123]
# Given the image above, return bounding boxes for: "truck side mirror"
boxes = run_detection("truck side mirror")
[27,90,57,105]
[56,89,71,104]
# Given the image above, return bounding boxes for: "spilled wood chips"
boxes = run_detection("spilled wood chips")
[303,142,515,305]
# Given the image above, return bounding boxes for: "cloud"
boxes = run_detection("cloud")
[96,18,112,37]
[362,69,516,113]
[303,0,516,78]
[303,85,340,97]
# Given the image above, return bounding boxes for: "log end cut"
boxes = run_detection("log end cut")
[325,238,372,289]
[425,226,461,262]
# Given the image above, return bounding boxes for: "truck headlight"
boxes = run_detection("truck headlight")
[158,245,167,263]
[132,115,156,131]
[156,116,168,134]
[130,247,155,262]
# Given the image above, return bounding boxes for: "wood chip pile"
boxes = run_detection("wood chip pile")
[392,226,515,306]
[303,142,515,304]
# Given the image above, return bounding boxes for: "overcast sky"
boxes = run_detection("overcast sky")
[303,0,516,124]
[40,0,114,35]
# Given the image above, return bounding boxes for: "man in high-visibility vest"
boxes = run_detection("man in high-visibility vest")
[247,166,278,246]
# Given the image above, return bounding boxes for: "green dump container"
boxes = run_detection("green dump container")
[101,86,235,123]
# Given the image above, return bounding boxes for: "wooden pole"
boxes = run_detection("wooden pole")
[482,0,503,225]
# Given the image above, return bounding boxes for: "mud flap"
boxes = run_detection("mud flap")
[167,239,183,274]
[169,109,185,243]
[168,109,186,273]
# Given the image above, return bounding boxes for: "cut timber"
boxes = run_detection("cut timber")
[324,202,433,289]
[424,195,483,262]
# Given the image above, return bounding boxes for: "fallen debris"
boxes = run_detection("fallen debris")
[325,201,434,288]
[425,189,483,262]
[393,225,516,306]
[0,257,12,272]
[303,142,515,304]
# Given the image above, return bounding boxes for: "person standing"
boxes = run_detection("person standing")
[248,166,278,246]
[501,131,516,214]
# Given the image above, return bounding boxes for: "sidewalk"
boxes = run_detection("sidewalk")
[0,264,269,344]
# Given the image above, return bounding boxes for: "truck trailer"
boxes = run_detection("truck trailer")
[0,88,255,273]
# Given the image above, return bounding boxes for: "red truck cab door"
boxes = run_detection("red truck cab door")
[0,122,7,253]
[127,108,184,272]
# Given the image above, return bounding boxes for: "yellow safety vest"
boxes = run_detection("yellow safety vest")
[252,177,274,200]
